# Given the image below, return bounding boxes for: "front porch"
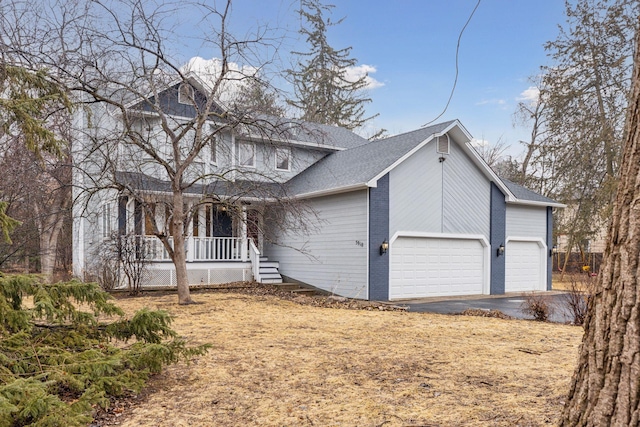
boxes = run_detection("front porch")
[123,235,281,286]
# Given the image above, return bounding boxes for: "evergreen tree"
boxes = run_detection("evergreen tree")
[288,0,376,130]
[234,77,286,117]
[0,274,209,426]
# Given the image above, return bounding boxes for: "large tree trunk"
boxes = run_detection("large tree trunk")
[171,190,194,305]
[39,219,63,279]
[560,25,640,426]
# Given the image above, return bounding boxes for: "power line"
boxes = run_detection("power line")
[422,0,482,127]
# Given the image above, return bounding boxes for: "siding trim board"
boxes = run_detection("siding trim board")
[389,231,491,295]
[490,182,506,294]
[368,173,390,301]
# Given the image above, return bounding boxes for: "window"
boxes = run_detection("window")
[238,141,255,167]
[436,134,450,154]
[178,83,195,105]
[101,204,111,239]
[210,136,217,165]
[275,147,290,171]
[144,203,156,236]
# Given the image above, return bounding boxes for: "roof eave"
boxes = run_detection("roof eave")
[507,199,566,209]
[293,183,371,199]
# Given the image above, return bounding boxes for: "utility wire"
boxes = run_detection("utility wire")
[422,0,482,127]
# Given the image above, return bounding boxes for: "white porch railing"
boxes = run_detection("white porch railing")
[249,238,261,282]
[193,237,243,261]
[128,236,246,262]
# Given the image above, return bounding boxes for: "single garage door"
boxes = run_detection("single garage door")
[505,240,543,292]
[390,237,485,299]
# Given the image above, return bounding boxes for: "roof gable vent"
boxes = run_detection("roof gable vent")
[437,134,450,154]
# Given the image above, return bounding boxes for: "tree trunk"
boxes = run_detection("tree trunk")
[171,191,194,305]
[560,25,640,426]
[39,215,65,280]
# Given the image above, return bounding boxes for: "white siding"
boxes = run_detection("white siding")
[263,190,369,299]
[389,138,490,239]
[506,204,547,239]
[389,139,442,235]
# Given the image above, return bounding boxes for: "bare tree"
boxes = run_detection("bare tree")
[560,21,640,425]
[0,0,322,303]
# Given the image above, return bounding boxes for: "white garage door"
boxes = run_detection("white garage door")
[390,237,485,299]
[505,240,544,292]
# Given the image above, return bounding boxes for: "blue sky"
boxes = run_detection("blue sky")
[178,1,568,158]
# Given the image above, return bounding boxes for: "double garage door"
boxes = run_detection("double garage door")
[390,237,485,299]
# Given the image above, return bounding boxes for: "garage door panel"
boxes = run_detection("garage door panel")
[390,237,485,299]
[505,240,543,292]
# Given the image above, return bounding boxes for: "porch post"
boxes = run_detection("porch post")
[241,205,248,261]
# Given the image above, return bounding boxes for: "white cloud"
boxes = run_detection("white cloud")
[476,98,507,106]
[343,64,384,90]
[470,138,489,148]
[181,57,257,101]
[517,86,540,106]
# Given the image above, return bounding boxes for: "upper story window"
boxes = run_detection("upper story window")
[178,83,195,105]
[210,136,218,165]
[275,147,290,171]
[238,141,255,167]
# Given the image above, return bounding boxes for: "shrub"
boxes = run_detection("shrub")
[562,274,595,326]
[0,273,210,427]
[520,292,555,322]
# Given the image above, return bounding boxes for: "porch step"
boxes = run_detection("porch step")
[260,261,279,269]
[256,256,282,284]
[290,288,317,296]
[271,283,317,296]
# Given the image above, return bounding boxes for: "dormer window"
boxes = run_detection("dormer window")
[437,134,450,154]
[178,83,195,105]
[275,147,291,171]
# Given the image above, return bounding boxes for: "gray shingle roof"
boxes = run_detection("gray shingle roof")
[115,171,285,199]
[241,115,370,150]
[285,121,456,196]
[500,178,559,205]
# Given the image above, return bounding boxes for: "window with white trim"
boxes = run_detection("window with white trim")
[275,147,291,171]
[210,136,218,165]
[101,203,112,239]
[238,141,255,167]
[178,83,195,105]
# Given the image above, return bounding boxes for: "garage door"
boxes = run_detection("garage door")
[505,240,543,292]
[390,237,485,299]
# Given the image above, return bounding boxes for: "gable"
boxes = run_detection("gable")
[388,133,491,238]
[130,82,224,118]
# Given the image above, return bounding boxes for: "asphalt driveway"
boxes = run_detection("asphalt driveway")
[403,292,572,323]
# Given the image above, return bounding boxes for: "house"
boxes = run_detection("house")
[72,78,563,301]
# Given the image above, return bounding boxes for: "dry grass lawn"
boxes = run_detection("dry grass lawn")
[107,289,583,427]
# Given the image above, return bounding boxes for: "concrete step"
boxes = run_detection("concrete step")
[262,278,283,284]
[291,288,316,295]
[272,283,300,291]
